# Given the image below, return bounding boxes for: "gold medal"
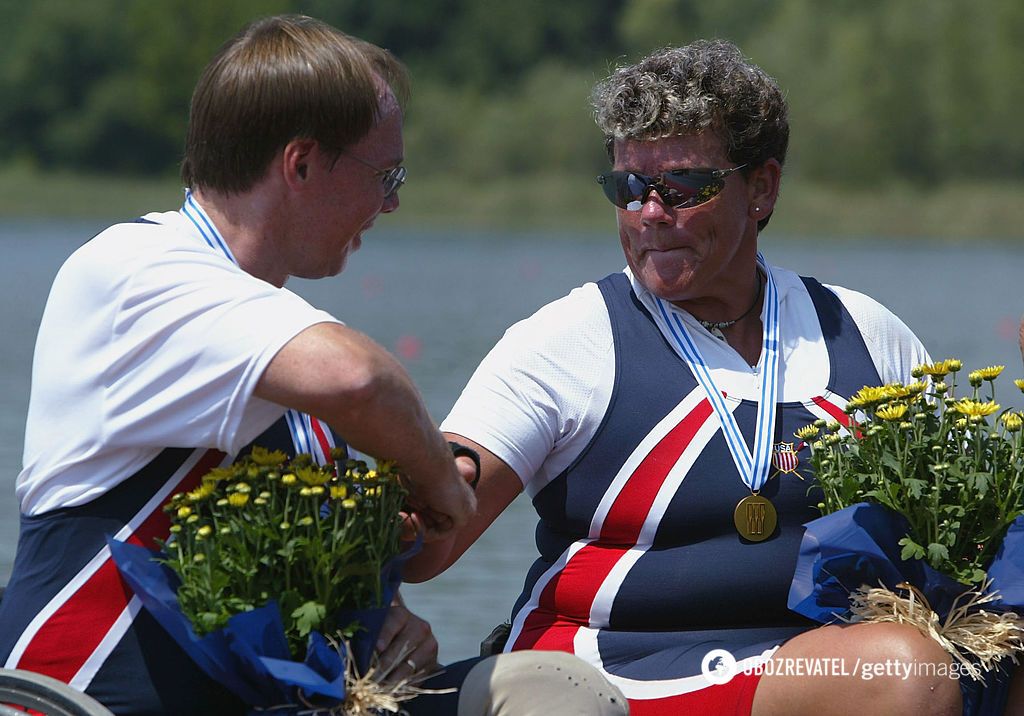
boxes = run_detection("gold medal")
[733,494,777,542]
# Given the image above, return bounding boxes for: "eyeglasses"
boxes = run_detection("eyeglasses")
[341,150,407,198]
[596,164,747,211]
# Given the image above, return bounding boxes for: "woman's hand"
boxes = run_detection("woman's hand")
[375,596,440,683]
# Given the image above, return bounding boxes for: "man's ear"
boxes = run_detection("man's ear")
[282,138,317,190]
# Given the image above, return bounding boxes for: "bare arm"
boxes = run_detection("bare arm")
[255,322,475,537]
[402,433,524,582]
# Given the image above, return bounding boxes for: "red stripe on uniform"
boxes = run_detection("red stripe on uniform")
[812,395,862,438]
[627,671,762,715]
[511,399,714,652]
[515,618,581,653]
[14,449,224,682]
[309,418,334,462]
[601,398,714,543]
[513,544,630,650]
[811,395,850,427]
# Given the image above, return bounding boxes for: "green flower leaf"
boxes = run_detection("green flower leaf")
[926,542,949,566]
[898,536,926,561]
[903,478,928,499]
[291,601,327,637]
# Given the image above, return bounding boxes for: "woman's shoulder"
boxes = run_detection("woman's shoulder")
[501,277,615,355]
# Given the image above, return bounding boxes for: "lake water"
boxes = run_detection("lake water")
[2,220,1024,664]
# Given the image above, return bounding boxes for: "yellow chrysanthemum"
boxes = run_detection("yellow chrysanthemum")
[296,466,331,487]
[192,553,206,563]
[850,385,890,407]
[1015,379,1024,393]
[876,404,908,421]
[795,424,819,441]
[882,384,913,400]
[197,526,213,538]
[297,516,314,527]
[249,446,288,467]
[952,399,1000,418]
[341,498,357,510]
[330,485,348,500]
[176,506,192,519]
[917,361,952,378]
[904,381,928,395]
[1002,412,1024,432]
[202,467,235,484]
[186,483,216,502]
[228,492,249,507]
[281,473,297,485]
[976,365,1005,380]
[918,359,963,379]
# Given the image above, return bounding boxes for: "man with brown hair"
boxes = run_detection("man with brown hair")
[0,14,470,713]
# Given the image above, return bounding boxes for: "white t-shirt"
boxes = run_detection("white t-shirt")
[17,210,339,515]
[442,264,929,497]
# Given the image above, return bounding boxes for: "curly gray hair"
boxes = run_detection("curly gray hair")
[592,40,788,170]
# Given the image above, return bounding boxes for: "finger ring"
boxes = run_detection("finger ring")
[405,658,417,671]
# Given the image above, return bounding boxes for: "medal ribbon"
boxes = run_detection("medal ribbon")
[653,252,780,493]
[180,190,336,464]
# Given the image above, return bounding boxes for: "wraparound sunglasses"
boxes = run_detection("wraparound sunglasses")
[597,164,748,211]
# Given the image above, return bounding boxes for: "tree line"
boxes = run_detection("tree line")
[1,0,1020,187]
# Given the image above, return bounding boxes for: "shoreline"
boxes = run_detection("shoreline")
[0,168,1021,242]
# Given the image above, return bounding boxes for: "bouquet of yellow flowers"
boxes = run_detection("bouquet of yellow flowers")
[788,360,1024,693]
[161,447,404,659]
[111,446,426,714]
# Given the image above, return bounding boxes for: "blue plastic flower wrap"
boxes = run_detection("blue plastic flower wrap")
[788,502,1024,714]
[109,533,418,714]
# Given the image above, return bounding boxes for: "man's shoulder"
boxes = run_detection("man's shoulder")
[64,213,183,266]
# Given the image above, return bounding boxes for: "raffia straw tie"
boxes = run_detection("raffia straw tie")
[254,638,456,716]
[847,580,1024,682]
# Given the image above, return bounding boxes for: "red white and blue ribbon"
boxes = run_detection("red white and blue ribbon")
[653,252,780,493]
[181,190,336,464]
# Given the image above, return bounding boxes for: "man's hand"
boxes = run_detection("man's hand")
[256,323,477,537]
[401,458,476,541]
[375,598,440,684]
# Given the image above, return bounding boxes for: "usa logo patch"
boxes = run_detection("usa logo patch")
[772,442,800,475]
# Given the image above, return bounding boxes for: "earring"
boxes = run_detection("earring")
[754,206,761,213]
